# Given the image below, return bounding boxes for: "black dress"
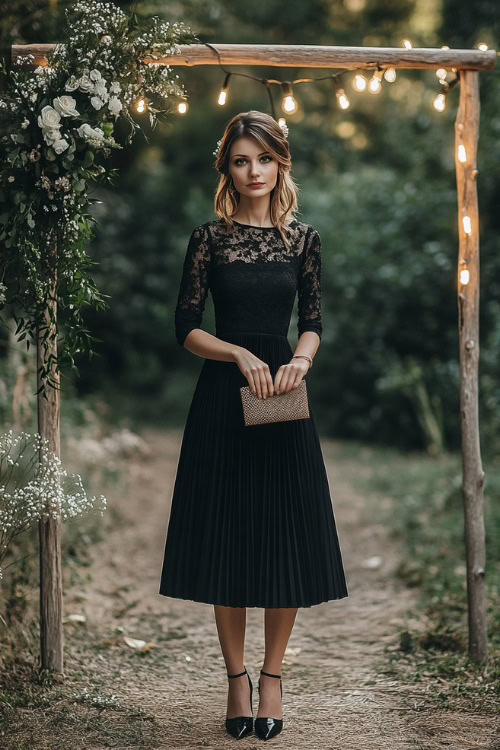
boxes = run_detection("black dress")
[158,217,349,608]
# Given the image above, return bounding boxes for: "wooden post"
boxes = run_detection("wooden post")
[37,239,64,674]
[454,70,487,663]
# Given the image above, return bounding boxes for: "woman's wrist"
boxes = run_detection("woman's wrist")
[292,354,313,368]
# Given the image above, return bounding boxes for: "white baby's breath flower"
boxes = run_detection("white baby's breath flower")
[108,96,123,116]
[53,95,80,118]
[21,117,30,129]
[8,176,15,182]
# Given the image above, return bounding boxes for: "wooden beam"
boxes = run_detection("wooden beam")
[454,70,487,664]
[11,43,496,71]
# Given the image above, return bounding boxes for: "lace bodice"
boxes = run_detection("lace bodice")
[174,217,322,346]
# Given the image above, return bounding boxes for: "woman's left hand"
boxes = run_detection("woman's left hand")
[274,359,310,395]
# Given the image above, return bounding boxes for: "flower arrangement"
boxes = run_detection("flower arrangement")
[0,429,107,580]
[0,1,198,395]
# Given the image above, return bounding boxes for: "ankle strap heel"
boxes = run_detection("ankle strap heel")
[255,669,284,739]
[225,665,254,739]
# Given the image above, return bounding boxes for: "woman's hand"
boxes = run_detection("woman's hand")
[274,359,309,395]
[232,348,275,398]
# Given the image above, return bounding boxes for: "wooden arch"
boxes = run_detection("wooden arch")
[11,42,496,671]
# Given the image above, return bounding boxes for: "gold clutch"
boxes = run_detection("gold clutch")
[240,380,310,426]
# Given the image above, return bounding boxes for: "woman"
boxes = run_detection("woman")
[159,110,348,741]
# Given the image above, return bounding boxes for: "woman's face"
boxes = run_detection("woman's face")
[228,136,279,198]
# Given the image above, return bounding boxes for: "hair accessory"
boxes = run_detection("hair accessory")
[240,380,309,426]
[213,122,289,160]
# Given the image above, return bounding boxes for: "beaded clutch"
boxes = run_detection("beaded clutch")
[240,380,310,426]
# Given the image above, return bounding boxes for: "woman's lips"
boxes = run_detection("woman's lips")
[248,182,265,187]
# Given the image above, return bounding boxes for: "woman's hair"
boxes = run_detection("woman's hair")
[213,110,300,249]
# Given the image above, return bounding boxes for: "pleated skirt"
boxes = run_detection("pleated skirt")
[158,330,349,608]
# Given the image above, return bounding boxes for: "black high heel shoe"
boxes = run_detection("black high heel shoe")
[255,669,283,740]
[225,666,254,739]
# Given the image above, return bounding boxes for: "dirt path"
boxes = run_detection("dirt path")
[61,427,497,750]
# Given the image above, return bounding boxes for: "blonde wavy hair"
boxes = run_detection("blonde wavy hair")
[213,110,300,250]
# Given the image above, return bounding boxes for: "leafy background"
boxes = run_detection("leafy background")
[1,0,499,457]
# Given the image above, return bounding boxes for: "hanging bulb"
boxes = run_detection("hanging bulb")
[136,96,146,113]
[335,86,350,109]
[177,99,189,114]
[477,42,488,50]
[353,73,367,91]
[457,144,467,163]
[384,67,396,82]
[436,68,447,80]
[368,71,382,94]
[281,82,298,114]
[217,73,231,106]
[433,92,446,111]
[462,215,472,234]
[402,38,412,48]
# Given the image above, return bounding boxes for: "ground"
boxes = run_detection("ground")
[4,427,498,749]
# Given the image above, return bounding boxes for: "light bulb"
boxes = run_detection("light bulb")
[462,215,471,234]
[402,38,412,49]
[368,76,381,93]
[353,73,367,91]
[336,88,350,109]
[218,90,227,105]
[477,43,488,50]
[217,73,231,106]
[384,67,396,82]
[460,268,470,284]
[278,117,287,128]
[436,68,447,80]
[177,100,188,114]
[282,94,297,113]
[457,144,467,163]
[136,97,146,113]
[433,93,446,111]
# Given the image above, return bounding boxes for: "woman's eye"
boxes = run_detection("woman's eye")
[235,156,272,165]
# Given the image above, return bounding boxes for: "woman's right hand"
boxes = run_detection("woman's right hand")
[232,347,274,399]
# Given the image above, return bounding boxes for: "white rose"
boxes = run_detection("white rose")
[42,127,61,145]
[53,95,80,117]
[94,81,109,102]
[53,138,70,154]
[108,96,123,116]
[65,76,80,92]
[78,75,94,93]
[91,96,105,110]
[89,69,102,81]
[109,81,121,94]
[100,35,112,45]
[38,105,61,129]
[77,123,104,141]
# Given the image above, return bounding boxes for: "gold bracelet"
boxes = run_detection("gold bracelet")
[292,355,313,368]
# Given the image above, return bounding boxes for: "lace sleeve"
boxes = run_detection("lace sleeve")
[174,224,211,346]
[297,225,322,340]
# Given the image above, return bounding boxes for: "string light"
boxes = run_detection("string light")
[477,43,488,50]
[368,69,383,94]
[187,42,469,125]
[459,259,470,285]
[281,82,298,114]
[217,72,232,105]
[457,144,467,163]
[136,96,146,113]
[352,73,367,91]
[462,215,472,234]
